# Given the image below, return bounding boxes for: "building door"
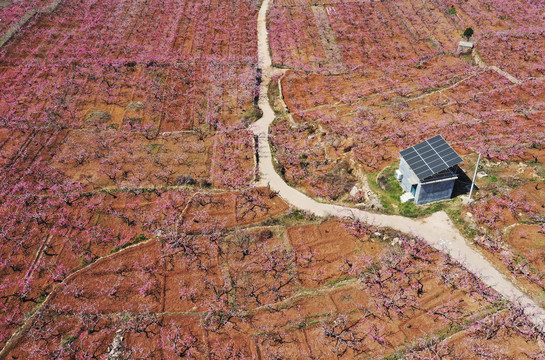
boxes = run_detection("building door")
[411,184,417,196]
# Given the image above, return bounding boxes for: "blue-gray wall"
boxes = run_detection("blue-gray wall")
[399,156,456,204]
[414,179,455,205]
[398,158,416,193]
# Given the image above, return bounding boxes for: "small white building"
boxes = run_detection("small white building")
[458,41,474,55]
[396,136,462,205]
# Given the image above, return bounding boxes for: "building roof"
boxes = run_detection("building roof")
[458,40,474,48]
[400,135,463,181]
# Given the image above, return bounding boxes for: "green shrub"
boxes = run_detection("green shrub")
[463,27,474,39]
[61,335,78,348]
[110,234,148,254]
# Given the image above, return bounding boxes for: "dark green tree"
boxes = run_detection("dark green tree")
[463,27,474,40]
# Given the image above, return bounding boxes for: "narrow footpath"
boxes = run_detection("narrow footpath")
[250,0,545,333]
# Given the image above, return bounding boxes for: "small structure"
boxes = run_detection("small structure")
[396,135,462,205]
[458,40,474,54]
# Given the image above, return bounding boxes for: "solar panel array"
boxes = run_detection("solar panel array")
[400,135,463,181]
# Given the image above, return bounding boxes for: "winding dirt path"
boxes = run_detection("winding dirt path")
[472,48,522,84]
[250,0,545,333]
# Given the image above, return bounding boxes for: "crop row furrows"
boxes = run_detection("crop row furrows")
[1,60,256,131]
[171,0,195,54]
[0,0,14,9]
[0,129,36,167]
[1,0,257,64]
[296,6,324,67]
[373,2,432,56]
[269,5,328,69]
[431,0,460,28]
[0,235,157,357]
[118,0,146,44]
[341,2,435,66]
[311,5,344,70]
[276,0,386,7]
[404,1,452,49]
[387,3,445,55]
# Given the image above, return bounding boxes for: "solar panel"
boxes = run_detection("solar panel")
[400,135,462,181]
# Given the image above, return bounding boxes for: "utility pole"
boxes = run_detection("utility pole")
[469,152,481,201]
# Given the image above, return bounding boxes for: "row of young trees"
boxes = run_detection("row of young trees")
[1,0,544,358]
[0,0,50,34]
[0,0,261,133]
[268,0,465,72]
[5,214,543,358]
[280,53,475,114]
[470,182,545,290]
[0,59,258,132]
[1,3,263,344]
[52,130,215,190]
[0,161,286,350]
[1,0,259,64]
[268,0,545,74]
[271,66,544,199]
[478,28,545,79]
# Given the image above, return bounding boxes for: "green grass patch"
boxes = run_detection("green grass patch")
[61,334,79,348]
[445,206,476,239]
[325,276,354,287]
[399,200,444,218]
[427,38,439,49]
[242,104,263,126]
[110,233,148,254]
[80,255,92,267]
[268,78,280,102]
[460,53,474,63]
[291,209,306,220]
[367,166,400,214]
[147,143,163,154]
[123,117,142,128]
[265,209,320,227]
[368,165,446,218]
[267,76,287,116]
[292,313,330,330]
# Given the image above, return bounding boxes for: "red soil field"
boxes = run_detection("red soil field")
[0,0,52,34]
[2,0,545,358]
[5,220,542,358]
[1,1,263,347]
[47,127,255,191]
[0,186,288,350]
[272,67,545,199]
[467,180,545,292]
[50,130,214,190]
[0,59,257,132]
[0,0,259,132]
[269,0,545,77]
[265,0,545,315]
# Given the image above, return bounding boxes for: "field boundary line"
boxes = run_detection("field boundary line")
[472,48,522,85]
[0,0,63,48]
[0,237,154,359]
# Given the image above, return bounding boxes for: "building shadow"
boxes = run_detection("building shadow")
[451,165,477,198]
